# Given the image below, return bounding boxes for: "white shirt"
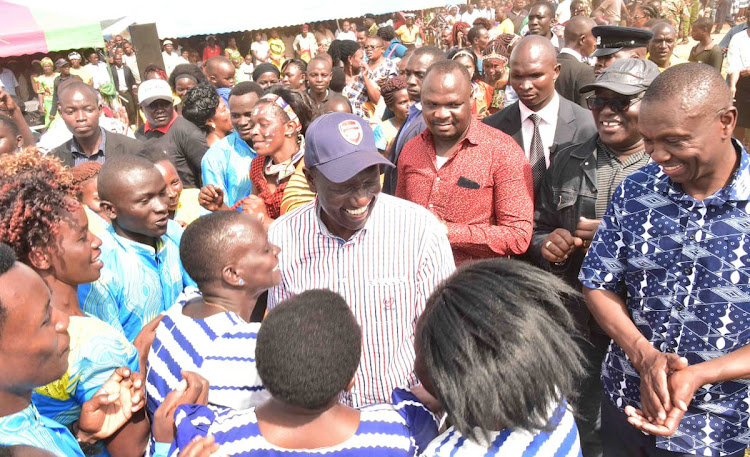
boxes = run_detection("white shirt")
[267,194,456,408]
[461,10,482,24]
[727,31,750,75]
[556,0,573,23]
[559,47,584,62]
[122,53,141,84]
[335,30,357,41]
[84,62,111,90]
[0,68,19,96]
[115,66,127,91]
[250,40,270,62]
[162,51,187,77]
[518,91,561,167]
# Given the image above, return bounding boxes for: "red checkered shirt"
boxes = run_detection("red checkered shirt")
[396,118,534,264]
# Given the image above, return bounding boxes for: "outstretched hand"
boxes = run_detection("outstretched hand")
[78,367,146,442]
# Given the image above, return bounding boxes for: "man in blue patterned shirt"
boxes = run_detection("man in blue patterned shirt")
[580,63,750,456]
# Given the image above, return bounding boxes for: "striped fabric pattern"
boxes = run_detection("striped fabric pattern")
[420,403,582,457]
[146,287,269,420]
[169,388,439,457]
[267,194,456,408]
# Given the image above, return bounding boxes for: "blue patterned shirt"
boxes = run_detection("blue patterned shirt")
[0,404,83,457]
[579,140,750,456]
[78,221,195,342]
[201,131,256,208]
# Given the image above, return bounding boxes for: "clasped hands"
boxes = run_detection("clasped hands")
[541,217,600,263]
[625,343,705,436]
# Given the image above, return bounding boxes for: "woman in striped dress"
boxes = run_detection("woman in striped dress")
[170,289,439,456]
[145,211,280,438]
[416,259,585,457]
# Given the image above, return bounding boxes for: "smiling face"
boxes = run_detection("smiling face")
[249,102,291,157]
[421,69,473,143]
[591,88,643,151]
[154,160,183,213]
[305,165,381,241]
[0,262,70,391]
[42,204,103,286]
[210,100,233,135]
[229,91,260,141]
[639,99,738,196]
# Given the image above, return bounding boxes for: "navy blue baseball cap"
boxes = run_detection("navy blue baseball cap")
[304,113,393,183]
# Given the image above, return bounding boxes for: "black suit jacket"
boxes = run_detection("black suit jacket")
[51,130,142,168]
[555,52,595,108]
[110,64,136,91]
[482,95,597,160]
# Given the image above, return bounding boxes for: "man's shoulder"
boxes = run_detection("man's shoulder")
[482,102,519,129]
[50,138,76,156]
[374,193,442,228]
[559,96,595,126]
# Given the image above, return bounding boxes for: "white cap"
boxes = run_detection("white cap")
[138,79,173,106]
[163,39,173,46]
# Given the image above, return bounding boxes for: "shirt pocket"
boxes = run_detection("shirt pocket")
[363,279,414,361]
[442,177,493,222]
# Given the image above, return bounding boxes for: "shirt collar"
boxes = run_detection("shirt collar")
[144,111,177,134]
[559,47,584,61]
[654,139,750,204]
[519,91,560,126]
[71,127,106,158]
[106,223,165,255]
[228,131,254,154]
[0,403,39,428]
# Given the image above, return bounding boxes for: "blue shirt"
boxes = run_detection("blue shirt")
[201,131,256,208]
[386,39,408,59]
[170,389,439,456]
[0,404,83,457]
[33,316,139,457]
[579,140,750,456]
[78,220,195,342]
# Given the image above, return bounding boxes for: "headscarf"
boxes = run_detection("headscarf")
[253,62,280,82]
[40,57,54,68]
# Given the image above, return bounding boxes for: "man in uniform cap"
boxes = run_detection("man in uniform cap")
[591,25,653,75]
[531,58,661,457]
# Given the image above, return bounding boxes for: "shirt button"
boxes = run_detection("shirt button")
[676,304,685,311]
[428,204,434,208]
[435,177,440,182]
[689,235,695,241]
[683,267,692,275]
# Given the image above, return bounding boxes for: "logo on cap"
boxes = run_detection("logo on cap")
[338,120,363,146]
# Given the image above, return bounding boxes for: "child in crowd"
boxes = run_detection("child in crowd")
[70,162,109,236]
[416,258,585,456]
[374,76,411,156]
[169,289,439,456]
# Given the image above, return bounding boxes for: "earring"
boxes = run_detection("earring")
[238,279,245,285]
[209,122,216,129]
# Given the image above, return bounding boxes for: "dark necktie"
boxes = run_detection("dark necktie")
[528,113,546,192]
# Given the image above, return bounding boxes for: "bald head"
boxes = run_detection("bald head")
[58,81,98,105]
[643,62,732,116]
[423,60,473,99]
[564,15,596,46]
[510,35,558,68]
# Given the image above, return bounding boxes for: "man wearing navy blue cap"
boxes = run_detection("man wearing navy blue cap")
[591,25,653,76]
[267,112,455,409]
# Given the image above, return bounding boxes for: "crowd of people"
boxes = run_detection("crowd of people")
[0,0,750,456]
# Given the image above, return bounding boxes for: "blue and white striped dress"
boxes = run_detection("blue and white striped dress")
[146,287,269,418]
[420,403,582,457]
[170,389,439,456]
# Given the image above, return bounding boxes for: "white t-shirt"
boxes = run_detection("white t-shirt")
[251,41,270,62]
[336,30,357,41]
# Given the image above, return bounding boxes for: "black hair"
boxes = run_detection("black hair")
[328,40,361,68]
[258,86,318,134]
[637,3,660,19]
[530,0,556,16]
[229,81,264,101]
[181,84,221,135]
[0,115,19,138]
[410,45,448,64]
[643,62,731,115]
[416,258,584,440]
[253,62,280,82]
[256,289,361,409]
[693,17,713,31]
[180,211,260,286]
[467,25,487,44]
[329,67,346,92]
[168,63,208,92]
[377,25,396,41]
[0,243,17,333]
[97,154,158,203]
[281,58,307,75]
[57,81,98,105]
[448,48,479,81]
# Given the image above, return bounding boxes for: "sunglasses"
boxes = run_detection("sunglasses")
[586,95,642,112]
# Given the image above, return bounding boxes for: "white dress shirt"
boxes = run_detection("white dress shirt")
[518,91,560,168]
[115,66,127,91]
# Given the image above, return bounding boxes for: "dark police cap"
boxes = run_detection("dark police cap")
[592,26,654,57]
